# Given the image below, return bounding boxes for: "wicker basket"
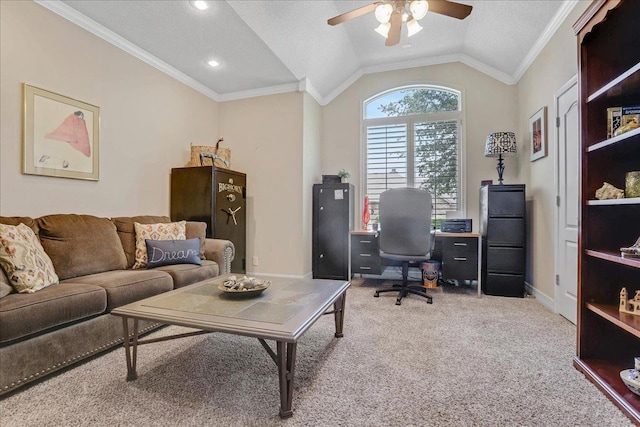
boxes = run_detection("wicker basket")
[188,144,231,168]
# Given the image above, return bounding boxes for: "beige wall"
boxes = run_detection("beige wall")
[219,92,307,276]
[321,62,518,231]
[0,1,219,217]
[516,1,589,301]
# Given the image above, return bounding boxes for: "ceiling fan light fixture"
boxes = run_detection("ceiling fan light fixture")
[406,17,423,37]
[409,0,429,20]
[374,22,391,38]
[374,2,393,23]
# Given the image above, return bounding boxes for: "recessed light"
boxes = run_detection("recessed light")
[208,59,220,67]
[190,1,208,11]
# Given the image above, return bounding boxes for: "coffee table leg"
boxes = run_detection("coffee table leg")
[334,292,346,338]
[121,317,139,381]
[276,341,297,418]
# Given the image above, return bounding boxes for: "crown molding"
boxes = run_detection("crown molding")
[216,82,299,102]
[511,0,580,83]
[320,69,364,106]
[34,0,221,102]
[298,78,323,105]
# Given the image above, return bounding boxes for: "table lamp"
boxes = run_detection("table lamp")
[484,132,517,185]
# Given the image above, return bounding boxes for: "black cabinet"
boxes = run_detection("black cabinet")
[170,166,246,273]
[312,183,353,280]
[480,184,526,297]
[350,231,382,276]
[437,235,479,280]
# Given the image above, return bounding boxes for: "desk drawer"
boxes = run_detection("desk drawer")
[441,237,478,257]
[351,258,382,275]
[442,253,477,279]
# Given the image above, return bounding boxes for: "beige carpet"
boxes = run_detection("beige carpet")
[0,278,633,426]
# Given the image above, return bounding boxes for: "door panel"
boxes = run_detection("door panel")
[556,78,579,324]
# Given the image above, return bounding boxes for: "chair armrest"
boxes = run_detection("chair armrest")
[203,239,235,275]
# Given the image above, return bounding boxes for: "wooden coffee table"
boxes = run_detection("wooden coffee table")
[111,274,349,418]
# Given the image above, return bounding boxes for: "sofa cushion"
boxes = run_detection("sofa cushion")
[185,221,207,260]
[0,216,39,235]
[133,221,186,269]
[37,214,127,280]
[63,269,173,311]
[112,216,170,269]
[0,270,15,299]
[0,283,107,344]
[0,223,59,293]
[153,260,219,288]
[146,238,201,268]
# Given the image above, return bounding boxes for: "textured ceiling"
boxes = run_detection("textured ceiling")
[55,0,576,104]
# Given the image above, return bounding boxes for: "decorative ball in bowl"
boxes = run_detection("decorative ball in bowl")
[218,276,270,297]
[620,369,640,396]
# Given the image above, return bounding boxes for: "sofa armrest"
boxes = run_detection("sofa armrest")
[204,239,235,275]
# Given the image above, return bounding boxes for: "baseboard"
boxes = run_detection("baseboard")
[525,281,555,312]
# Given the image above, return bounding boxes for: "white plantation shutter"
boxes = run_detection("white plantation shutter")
[366,124,408,211]
[413,120,459,223]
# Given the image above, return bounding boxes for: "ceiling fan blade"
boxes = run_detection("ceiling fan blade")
[427,0,473,20]
[385,11,402,46]
[328,2,381,26]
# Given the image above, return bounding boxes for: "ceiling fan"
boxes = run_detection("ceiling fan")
[327,0,473,47]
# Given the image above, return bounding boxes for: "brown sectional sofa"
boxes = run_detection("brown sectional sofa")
[0,214,234,395]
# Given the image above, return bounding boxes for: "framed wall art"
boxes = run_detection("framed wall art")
[529,106,547,162]
[23,84,100,180]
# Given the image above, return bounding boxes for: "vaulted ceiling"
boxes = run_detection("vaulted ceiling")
[41,1,579,105]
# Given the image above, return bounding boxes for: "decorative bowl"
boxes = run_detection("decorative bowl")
[218,276,270,298]
[620,369,640,396]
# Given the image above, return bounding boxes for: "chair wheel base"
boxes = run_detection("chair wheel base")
[374,292,379,297]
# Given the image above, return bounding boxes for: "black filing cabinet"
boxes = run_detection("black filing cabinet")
[313,183,353,280]
[350,231,382,276]
[170,166,246,274]
[479,184,526,297]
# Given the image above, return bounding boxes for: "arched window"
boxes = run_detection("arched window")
[363,85,463,228]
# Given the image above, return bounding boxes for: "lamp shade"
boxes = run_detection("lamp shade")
[485,132,517,157]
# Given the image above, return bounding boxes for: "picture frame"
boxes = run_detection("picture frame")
[529,106,547,162]
[23,84,100,180]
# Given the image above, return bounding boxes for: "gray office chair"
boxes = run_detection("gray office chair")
[374,187,435,305]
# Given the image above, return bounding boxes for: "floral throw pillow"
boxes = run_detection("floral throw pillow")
[132,221,186,269]
[0,223,59,293]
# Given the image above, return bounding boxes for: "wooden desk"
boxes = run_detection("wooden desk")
[349,230,482,298]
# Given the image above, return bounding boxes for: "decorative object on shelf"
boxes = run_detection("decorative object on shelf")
[614,116,639,137]
[188,138,231,169]
[619,287,640,315]
[621,236,640,259]
[607,107,622,138]
[626,171,640,198]
[595,182,624,200]
[362,196,370,230]
[338,169,351,183]
[529,106,547,161]
[620,368,640,397]
[23,84,100,181]
[484,132,517,185]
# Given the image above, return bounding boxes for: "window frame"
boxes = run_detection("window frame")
[360,85,467,225]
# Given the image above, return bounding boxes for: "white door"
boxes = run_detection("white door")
[555,76,579,324]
